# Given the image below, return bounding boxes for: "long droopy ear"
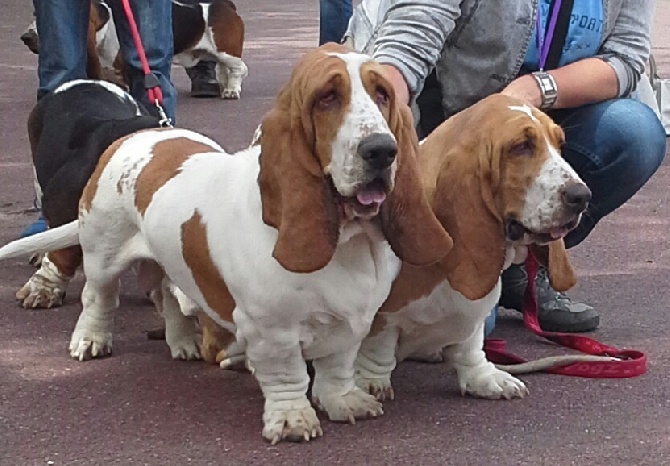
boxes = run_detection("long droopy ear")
[425,122,506,301]
[258,90,340,273]
[439,171,506,301]
[380,103,453,266]
[529,240,577,292]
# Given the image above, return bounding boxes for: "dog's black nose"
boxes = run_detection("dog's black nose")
[561,183,591,213]
[358,133,397,170]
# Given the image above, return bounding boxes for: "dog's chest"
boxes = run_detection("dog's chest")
[298,231,399,359]
[390,277,501,360]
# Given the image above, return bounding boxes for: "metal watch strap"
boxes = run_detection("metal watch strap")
[531,71,558,110]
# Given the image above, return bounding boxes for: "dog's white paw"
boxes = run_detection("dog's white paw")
[167,335,201,361]
[355,376,395,401]
[313,386,384,423]
[222,89,241,99]
[69,330,113,361]
[16,276,66,309]
[457,365,529,399]
[262,399,323,445]
[218,354,250,371]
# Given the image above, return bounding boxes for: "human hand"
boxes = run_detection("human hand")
[501,74,542,108]
[381,64,410,106]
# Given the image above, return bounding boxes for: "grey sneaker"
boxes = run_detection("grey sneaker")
[499,263,600,333]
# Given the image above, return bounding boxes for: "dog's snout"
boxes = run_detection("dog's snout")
[358,133,397,170]
[561,183,591,212]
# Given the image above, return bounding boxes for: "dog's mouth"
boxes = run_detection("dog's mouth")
[337,177,390,220]
[505,217,580,244]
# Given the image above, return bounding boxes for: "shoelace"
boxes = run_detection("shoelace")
[534,266,574,305]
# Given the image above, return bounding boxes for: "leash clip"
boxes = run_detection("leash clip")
[155,101,173,128]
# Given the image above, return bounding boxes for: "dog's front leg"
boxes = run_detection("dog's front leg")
[354,320,399,401]
[311,343,384,424]
[443,323,529,399]
[240,322,321,444]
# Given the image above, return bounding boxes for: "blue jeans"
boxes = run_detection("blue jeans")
[551,99,667,249]
[484,304,498,337]
[33,0,176,122]
[319,0,353,45]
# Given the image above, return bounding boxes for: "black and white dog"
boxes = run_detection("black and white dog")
[17,79,162,309]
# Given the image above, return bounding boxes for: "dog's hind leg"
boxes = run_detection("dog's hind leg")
[217,53,248,99]
[69,232,145,361]
[69,271,119,361]
[161,278,201,361]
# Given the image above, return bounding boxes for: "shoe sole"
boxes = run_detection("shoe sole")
[190,91,220,98]
[537,315,600,333]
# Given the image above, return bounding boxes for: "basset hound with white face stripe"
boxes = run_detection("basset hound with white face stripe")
[354,94,591,401]
[0,44,451,443]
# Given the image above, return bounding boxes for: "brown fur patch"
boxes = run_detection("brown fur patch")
[181,212,236,328]
[210,0,245,58]
[530,241,576,292]
[47,247,83,278]
[367,308,390,338]
[378,263,448,314]
[199,311,237,364]
[134,137,219,216]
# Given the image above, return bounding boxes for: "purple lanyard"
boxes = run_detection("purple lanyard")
[536,0,563,70]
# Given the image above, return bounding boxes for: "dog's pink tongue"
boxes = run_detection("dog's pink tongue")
[550,227,570,240]
[356,189,387,206]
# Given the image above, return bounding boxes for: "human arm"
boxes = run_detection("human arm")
[503,0,655,109]
[371,0,463,104]
[502,58,619,109]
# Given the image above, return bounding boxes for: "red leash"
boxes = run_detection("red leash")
[120,0,172,126]
[484,253,647,378]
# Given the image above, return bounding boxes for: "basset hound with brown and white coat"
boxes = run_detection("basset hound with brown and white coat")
[354,94,591,401]
[0,44,451,443]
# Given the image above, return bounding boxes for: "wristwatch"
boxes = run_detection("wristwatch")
[531,71,558,110]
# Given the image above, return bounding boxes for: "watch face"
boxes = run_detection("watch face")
[532,72,558,109]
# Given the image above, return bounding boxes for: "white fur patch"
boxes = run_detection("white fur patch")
[325,52,395,197]
[508,104,537,121]
[54,79,142,115]
[520,137,583,232]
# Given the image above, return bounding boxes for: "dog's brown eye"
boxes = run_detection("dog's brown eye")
[317,90,339,110]
[375,86,390,106]
[509,139,534,156]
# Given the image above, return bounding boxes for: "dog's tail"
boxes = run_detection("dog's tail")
[0,220,80,260]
